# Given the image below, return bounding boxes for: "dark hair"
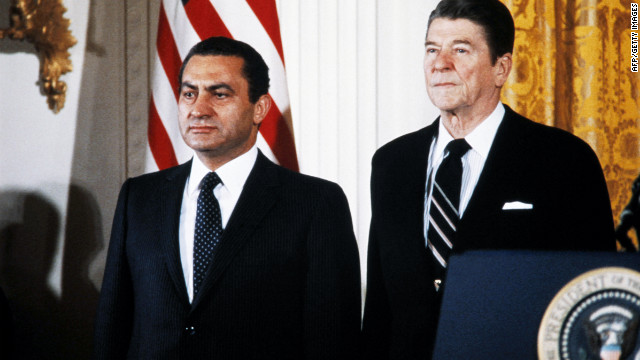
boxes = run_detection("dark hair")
[427,0,515,64]
[178,36,270,103]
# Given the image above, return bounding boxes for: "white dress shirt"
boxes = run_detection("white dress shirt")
[179,145,258,302]
[423,103,505,243]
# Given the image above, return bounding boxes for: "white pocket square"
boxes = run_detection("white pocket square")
[502,201,533,210]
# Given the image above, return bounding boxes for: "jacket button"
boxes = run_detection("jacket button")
[434,279,442,292]
[185,326,196,335]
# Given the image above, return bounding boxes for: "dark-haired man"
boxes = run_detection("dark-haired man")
[93,37,361,359]
[362,0,615,359]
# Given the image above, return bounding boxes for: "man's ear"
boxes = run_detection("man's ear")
[253,94,272,126]
[494,53,513,87]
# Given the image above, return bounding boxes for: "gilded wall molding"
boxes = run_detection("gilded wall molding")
[0,0,77,113]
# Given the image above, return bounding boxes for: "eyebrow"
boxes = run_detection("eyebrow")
[424,39,473,47]
[452,39,472,46]
[180,81,235,93]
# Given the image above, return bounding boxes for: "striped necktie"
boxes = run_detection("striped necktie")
[427,139,471,273]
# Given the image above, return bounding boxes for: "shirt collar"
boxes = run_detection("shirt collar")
[465,102,504,160]
[187,145,258,197]
[434,102,505,160]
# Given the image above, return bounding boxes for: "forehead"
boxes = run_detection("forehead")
[182,55,246,82]
[426,18,488,46]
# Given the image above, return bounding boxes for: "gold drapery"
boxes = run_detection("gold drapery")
[501,0,640,242]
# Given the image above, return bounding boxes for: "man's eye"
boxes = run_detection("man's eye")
[183,91,194,98]
[456,48,467,53]
[214,93,228,99]
[426,48,437,54]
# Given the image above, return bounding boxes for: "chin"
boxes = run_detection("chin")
[429,94,462,109]
[433,102,463,112]
[185,140,219,153]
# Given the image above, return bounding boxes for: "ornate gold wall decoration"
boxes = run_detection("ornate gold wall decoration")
[0,0,77,113]
[501,0,640,247]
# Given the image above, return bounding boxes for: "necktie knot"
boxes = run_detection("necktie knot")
[445,138,471,159]
[201,172,222,192]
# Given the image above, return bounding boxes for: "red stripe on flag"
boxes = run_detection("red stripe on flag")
[260,100,299,172]
[148,97,179,170]
[156,3,182,100]
[245,0,286,64]
[183,1,232,40]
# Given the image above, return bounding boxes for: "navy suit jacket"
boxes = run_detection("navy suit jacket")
[93,153,361,359]
[362,105,615,360]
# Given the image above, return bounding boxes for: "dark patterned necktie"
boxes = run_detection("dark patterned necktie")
[427,139,471,272]
[193,172,223,295]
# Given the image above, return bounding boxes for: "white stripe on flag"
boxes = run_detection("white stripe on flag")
[256,133,278,163]
[145,144,160,172]
[163,0,201,59]
[209,0,290,110]
[151,53,192,163]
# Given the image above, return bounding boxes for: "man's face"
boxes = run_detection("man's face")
[178,55,268,162]
[424,18,509,114]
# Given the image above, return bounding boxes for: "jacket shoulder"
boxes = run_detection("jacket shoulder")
[260,156,347,200]
[132,161,190,181]
[505,106,584,144]
[372,125,434,167]
[119,162,190,195]
[504,107,598,158]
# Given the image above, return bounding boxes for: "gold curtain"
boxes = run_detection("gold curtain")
[501,0,640,241]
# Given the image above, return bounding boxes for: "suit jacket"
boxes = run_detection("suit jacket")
[0,286,11,357]
[361,105,615,360]
[93,153,361,360]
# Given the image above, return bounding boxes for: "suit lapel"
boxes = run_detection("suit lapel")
[160,161,192,305]
[400,124,439,272]
[376,123,437,258]
[405,124,436,248]
[457,106,521,248]
[191,152,279,309]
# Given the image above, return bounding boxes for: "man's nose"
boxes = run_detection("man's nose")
[433,51,453,71]
[192,93,213,118]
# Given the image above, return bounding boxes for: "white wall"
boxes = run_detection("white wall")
[0,2,95,358]
[0,2,90,297]
[277,0,440,283]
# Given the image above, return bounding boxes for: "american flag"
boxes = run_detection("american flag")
[146,0,299,172]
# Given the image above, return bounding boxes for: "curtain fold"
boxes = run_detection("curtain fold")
[502,0,640,238]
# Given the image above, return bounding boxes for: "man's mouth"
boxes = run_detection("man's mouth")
[433,82,457,87]
[189,125,217,133]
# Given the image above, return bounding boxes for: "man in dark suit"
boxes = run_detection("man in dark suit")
[361,1,616,359]
[93,37,361,359]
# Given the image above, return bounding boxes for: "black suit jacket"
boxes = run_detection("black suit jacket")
[0,286,11,357]
[93,153,361,359]
[362,105,615,360]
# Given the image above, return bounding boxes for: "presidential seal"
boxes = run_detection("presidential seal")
[538,267,640,360]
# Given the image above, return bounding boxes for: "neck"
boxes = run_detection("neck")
[439,100,499,139]
[196,141,256,172]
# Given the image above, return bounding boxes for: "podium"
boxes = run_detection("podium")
[432,250,640,360]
